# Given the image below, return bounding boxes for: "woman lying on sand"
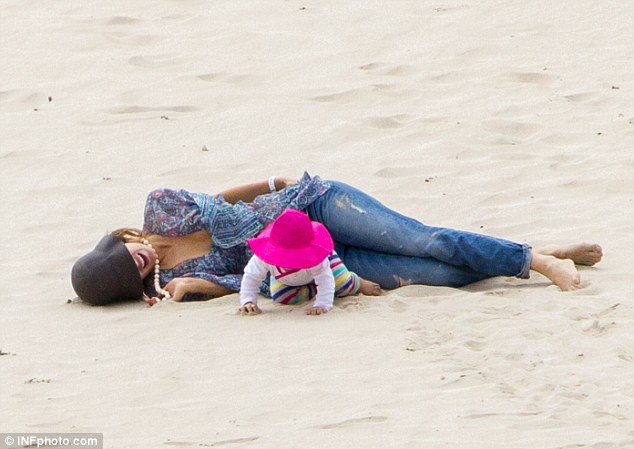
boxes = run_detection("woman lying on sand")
[71,173,603,306]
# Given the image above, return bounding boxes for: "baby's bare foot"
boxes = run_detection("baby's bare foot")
[359,278,382,296]
[536,243,603,266]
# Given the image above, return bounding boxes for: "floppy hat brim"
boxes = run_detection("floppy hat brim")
[71,235,144,305]
[248,221,333,269]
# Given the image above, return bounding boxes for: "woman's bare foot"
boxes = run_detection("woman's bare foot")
[359,278,382,296]
[535,243,603,266]
[530,253,582,291]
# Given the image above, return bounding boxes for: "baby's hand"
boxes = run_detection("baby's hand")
[239,302,262,315]
[306,306,329,316]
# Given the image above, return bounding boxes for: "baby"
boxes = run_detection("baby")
[239,209,381,315]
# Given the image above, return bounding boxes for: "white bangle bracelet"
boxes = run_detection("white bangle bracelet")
[268,176,277,193]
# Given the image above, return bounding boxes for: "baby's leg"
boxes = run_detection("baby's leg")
[270,277,316,305]
[330,253,380,297]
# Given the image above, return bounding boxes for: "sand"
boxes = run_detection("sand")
[1,1,633,448]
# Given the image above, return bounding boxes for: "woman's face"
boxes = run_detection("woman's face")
[125,243,158,279]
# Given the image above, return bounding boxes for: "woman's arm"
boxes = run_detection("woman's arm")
[164,277,234,302]
[220,177,297,204]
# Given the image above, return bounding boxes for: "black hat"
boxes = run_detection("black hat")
[71,235,144,305]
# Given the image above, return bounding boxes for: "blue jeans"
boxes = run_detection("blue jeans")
[305,181,531,289]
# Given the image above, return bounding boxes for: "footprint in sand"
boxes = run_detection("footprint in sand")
[197,72,255,85]
[359,62,388,72]
[374,165,427,178]
[539,132,587,147]
[104,31,162,46]
[0,89,48,109]
[106,105,197,114]
[106,16,142,25]
[507,72,555,85]
[564,92,601,103]
[481,119,541,141]
[387,299,409,313]
[309,81,408,104]
[483,289,511,297]
[128,54,186,68]
[359,62,417,76]
[310,88,364,103]
[365,114,415,129]
[164,436,259,446]
[582,320,614,337]
[617,350,633,362]
[463,411,541,419]
[464,340,487,352]
[319,416,388,429]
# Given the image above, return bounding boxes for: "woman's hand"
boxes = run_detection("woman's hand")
[163,278,193,302]
[239,302,262,315]
[275,177,298,190]
[143,295,159,306]
[163,277,233,302]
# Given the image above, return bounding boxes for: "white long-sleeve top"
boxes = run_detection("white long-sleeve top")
[240,255,335,311]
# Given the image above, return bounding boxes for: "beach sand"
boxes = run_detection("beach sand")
[1,1,633,448]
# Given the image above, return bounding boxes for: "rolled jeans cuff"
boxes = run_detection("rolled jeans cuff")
[517,244,532,279]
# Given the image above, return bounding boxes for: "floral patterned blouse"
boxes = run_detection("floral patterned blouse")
[142,173,330,300]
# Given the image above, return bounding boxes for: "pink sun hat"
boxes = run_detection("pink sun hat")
[247,209,334,269]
